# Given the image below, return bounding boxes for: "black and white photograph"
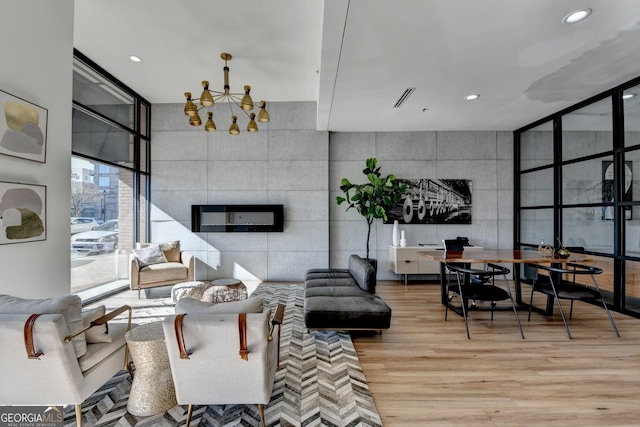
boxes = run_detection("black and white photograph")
[385,178,472,225]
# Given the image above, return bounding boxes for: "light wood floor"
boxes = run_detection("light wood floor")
[95,281,640,426]
[351,280,640,427]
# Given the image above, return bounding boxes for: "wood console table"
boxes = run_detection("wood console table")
[417,249,592,315]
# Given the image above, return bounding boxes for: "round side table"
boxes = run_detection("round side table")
[125,321,177,416]
[201,278,248,303]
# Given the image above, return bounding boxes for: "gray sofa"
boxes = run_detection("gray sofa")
[304,254,392,331]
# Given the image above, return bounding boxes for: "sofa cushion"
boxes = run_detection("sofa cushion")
[304,286,368,298]
[82,305,112,343]
[348,255,376,294]
[139,261,189,283]
[132,244,167,267]
[135,241,181,263]
[78,321,129,372]
[159,240,181,263]
[175,296,264,315]
[304,277,357,289]
[304,269,351,281]
[304,295,391,330]
[0,294,87,357]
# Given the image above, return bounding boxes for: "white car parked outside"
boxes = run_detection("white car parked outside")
[71,217,99,234]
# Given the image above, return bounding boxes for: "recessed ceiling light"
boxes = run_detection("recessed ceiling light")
[562,8,592,24]
[464,94,480,101]
[129,55,142,63]
[622,93,636,100]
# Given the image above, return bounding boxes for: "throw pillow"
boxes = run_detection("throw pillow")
[175,296,264,315]
[82,305,112,343]
[132,244,167,267]
[0,294,87,357]
[159,240,181,263]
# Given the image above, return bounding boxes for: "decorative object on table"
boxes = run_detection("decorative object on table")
[336,157,407,263]
[385,178,473,225]
[0,89,47,163]
[0,181,46,244]
[555,237,571,258]
[182,52,269,135]
[392,219,399,246]
[537,240,554,257]
[399,230,407,247]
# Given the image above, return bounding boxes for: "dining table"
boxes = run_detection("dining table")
[417,248,593,316]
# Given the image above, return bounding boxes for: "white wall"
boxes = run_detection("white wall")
[0,1,74,298]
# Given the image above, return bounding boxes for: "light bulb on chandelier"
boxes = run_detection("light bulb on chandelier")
[183,52,270,135]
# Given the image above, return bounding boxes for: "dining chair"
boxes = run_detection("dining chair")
[443,239,488,307]
[445,262,525,339]
[525,262,620,339]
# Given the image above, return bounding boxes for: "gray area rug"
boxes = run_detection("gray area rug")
[64,283,383,426]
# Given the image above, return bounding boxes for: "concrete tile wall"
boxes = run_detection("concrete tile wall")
[152,102,513,282]
[151,101,329,281]
[329,131,514,280]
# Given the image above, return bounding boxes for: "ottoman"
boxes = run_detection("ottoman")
[201,279,248,303]
[171,281,206,303]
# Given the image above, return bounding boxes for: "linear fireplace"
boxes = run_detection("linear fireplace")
[191,204,284,232]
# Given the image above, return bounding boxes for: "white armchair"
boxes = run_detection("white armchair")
[0,295,134,427]
[162,303,285,427]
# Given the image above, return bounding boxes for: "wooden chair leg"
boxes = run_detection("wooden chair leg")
[259,403,266,427]
[75,404,83,427]
[185,404,194,427]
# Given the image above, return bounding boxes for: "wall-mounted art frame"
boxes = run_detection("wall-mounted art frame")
[602,160,632,220]
[385,178,473,224]
[0,181,46,244]
[0,89,48,163]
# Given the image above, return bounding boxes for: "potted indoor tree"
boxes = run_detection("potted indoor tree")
[337,157,407,269]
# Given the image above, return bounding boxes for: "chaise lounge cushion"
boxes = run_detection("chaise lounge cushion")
[303,254,391,331]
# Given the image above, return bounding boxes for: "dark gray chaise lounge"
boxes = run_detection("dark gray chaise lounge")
[304,254,392,331]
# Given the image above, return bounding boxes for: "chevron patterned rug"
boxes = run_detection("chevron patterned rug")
[64,283,383,427]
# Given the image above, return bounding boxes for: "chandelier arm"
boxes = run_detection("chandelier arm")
[229,97,254,119]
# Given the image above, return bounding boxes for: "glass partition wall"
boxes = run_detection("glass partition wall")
[515,76,640,317]
[71,50,151,299]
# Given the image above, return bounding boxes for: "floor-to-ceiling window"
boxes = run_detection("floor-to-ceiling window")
[515,74,640,318]
[71,50,150,297]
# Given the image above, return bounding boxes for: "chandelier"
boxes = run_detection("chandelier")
[183,52,270,135]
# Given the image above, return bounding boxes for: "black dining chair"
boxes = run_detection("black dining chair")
[525,262,620,339]
[445,262,525,339]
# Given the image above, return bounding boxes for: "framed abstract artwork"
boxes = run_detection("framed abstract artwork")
[385,178,473,224]
[0,89,48,163]
[0,181,46,244]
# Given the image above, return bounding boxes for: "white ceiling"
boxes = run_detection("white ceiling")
[73,0,640,132]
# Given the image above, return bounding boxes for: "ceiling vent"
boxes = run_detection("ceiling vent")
[393,87,416,108]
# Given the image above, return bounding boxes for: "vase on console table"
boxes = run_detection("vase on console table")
[392,220,400,246]
[400,230,407,247]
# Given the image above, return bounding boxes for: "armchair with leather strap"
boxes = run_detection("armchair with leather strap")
[0,301,134,427]
[162,304,285,427]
